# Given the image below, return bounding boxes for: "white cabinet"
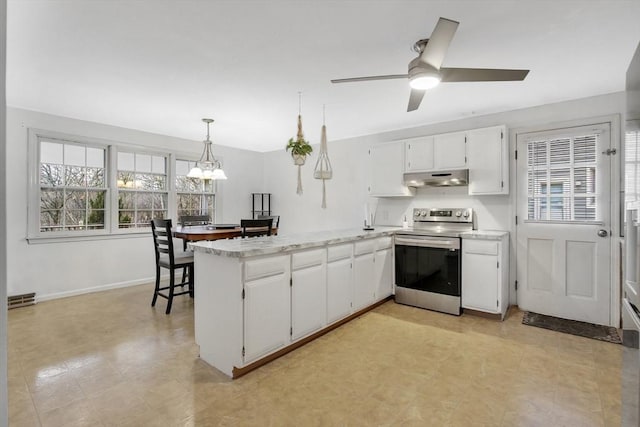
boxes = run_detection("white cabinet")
[327,244,354,324]
[353,250,375,311]
[291,249,327,340]
[461,235,509,319]
[353,238,394,310]
[405,136,434,172]
[433,131,467,169]
[467,125,508,195]
[374,247,393,300]
[374,236,393,300]
[243,255,291,363]
[405,132,466,173]
[369,142,415,197]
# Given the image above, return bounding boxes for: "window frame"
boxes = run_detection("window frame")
[522,123,608,225]
[175,159,217,223]
[27,129,218,243]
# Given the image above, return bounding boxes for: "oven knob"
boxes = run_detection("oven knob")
[463,211,470,218]
[455,211,462,217]
[421,210,428,217]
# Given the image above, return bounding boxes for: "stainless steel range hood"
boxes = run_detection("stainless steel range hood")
[403,169,469,187]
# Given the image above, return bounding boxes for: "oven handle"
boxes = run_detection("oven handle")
[395,236,460,250]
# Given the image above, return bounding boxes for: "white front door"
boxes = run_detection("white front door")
[516,123,612,325]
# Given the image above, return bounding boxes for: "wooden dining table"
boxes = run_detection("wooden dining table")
[173,224,278,242]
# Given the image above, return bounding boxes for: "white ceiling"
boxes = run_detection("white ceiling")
[7,1,640,152]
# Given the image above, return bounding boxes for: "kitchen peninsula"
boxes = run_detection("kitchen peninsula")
[190,227,399,378]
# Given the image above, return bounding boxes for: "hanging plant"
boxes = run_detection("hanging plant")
[285,117,313,165]
[287,93,313,195]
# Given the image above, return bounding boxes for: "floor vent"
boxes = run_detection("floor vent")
[8,292,36,309]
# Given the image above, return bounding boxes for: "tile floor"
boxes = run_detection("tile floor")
[7,283,623,426]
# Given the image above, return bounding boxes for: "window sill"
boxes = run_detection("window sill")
[27,230,151,244]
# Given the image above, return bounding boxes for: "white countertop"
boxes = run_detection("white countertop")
[460,230,509,240]
[189,226,401,258]
[189,226,509,257]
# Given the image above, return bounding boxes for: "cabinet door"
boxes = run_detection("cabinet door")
[468,126,507,195]
[374,247,393,300]
[433,131,467,169]
[369,142,413,196]
[292,262,327,340]
[405,136,434,172]
[244,272,290,363]
[327,257,353,324]
[353,252,375,310]
[462,252,499,313]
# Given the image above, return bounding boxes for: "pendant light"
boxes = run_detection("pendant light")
[188,118,227,180]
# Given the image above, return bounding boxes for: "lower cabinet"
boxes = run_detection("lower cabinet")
[241,237,394,368]
[291,249,327,340]
[354,237,394,311]
[327,244,354,324]
[243,255,291,363]
[374,244,393,300]
[353,242,375,311]
[461,235,509,319]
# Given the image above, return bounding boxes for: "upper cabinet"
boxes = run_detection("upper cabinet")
[372,125,509,197]
[369,142,416,197]
[433,131,467,170]
[405,132,466,172]
[467,125,509,195]
[405,136,434,172]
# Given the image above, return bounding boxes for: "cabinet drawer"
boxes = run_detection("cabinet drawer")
[245,255,289,281]
[328,244,352,262]
[375,236,392,250]
[292,249,325,270]
[463,239,498,256]
[354,239,375,256]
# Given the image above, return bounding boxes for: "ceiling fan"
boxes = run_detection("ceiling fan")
[331,17,530,112]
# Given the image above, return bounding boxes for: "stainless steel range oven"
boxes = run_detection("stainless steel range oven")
[394,208,474,315]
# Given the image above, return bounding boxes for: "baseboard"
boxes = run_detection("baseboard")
[35,275,166,302]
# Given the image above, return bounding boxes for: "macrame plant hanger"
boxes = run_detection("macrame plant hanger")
[313,105,333,208]
[295,93,305,195]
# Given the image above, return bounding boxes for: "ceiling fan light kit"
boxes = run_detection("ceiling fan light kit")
[409,73,441,90]
[331,17,529,112]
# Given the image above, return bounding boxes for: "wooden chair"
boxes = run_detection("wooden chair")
[240,218,273,238]
[151,219,194,314]
[257,214,280,228]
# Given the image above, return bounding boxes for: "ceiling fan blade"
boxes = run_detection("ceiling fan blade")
[407,89,426,112]
[331,74,408,84]
[440,67,530,82]
[419,17,459,69]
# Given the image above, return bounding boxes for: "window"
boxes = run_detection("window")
[117,152,168,228]
[29,129,220,241]
[626,128,640,204]
[175,160,215,222]
[527,132,598,222]
[39,139,107,232]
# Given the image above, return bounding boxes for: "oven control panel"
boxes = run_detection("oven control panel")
[413,208,473,223]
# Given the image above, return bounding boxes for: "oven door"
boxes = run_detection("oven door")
[394,235,461,297]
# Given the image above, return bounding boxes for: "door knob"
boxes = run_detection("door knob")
[597,229,608,237]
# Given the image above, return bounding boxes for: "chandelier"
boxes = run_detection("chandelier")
[187,118,227,180]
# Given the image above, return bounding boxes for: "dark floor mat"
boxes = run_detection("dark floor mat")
[522,311,621,344]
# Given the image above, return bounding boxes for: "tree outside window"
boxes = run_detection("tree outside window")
[39,140,106,231]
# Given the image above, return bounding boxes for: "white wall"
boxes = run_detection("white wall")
[5,107,265,300]
[1,0,8,424]
[266,92,625,235]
